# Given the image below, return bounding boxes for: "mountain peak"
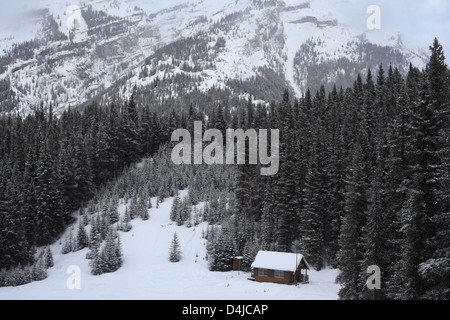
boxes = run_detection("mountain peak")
[0,0,427,115]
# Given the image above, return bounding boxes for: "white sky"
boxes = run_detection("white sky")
[311,0,450,52]
[0,0,449,54]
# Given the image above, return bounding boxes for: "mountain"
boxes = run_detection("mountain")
[0,0,428,115]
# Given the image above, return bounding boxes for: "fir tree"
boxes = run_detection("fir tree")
[209,227,237,272]
[419,38,450,299]
[301,140,325,270]
[89,242,103,275]
[241,237,259,272]
[45,247,54,269]
[76,222,89,251]
[61,228,74,255]
[336,126,371,300]
[169,232,182,263]
[100,228,122,274]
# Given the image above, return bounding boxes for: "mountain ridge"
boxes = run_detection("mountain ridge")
[0,0,428,115]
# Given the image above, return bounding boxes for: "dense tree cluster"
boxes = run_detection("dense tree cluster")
[202,39,449,300]
[0,96,172,272]
[0,38,448,299]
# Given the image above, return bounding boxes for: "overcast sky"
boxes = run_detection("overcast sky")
[0,0,449,53]
[314,0,450,51]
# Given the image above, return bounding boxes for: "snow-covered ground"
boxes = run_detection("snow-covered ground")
[0,192,340,300]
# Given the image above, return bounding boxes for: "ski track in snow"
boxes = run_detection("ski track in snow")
[0,191,340,300]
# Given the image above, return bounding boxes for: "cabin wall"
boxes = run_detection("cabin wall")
[253,268,294,285]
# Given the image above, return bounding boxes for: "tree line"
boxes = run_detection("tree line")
[0,39,448,299]
[0,96,174,270]
[202,39,449,300]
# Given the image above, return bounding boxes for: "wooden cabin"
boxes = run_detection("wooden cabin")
[250,251,310,285]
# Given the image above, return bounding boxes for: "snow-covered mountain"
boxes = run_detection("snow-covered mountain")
[0,0,428,115]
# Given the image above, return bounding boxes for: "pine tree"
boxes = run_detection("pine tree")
[169,232,182,263]
[394,74,441,299]
[241,237,259,272]
[359,150,389,300]
[76,222,89,251]
[336,126,371,300]
[108,198,120,224]
[61,228,74,255]
[120,95,143,164]
[89,242,103,275]
[301,141,325,270]
[0,167,32,269]
[418,38,450,299]
[209,227,237,272]
[35,138,64,245]
[140,197,150,221]
[31,257,47,282]
[392,40,450,299]
[45,247,54,269]
[273,90,298,252]
[260,194,275,251]
[120,208,132,232]
[99,227,122,274]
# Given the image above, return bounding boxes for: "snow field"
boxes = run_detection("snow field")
[0,190,340,300]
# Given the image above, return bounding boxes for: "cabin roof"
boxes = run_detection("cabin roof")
[251,251,310,272]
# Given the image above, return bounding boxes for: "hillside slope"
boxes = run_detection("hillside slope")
[0,191,339,300]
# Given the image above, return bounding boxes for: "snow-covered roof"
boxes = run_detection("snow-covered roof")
[251,251,310,272]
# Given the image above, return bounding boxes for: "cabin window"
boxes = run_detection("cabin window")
[274,270,284,278]
[258,269,268,276]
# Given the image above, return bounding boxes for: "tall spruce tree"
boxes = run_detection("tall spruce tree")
[337,126,371,300]
[274,90,298,252]
[416,38,450,299]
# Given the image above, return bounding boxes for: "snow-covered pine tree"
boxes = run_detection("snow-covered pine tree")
[76,222,89,251]
[129,192,138,219]
[99,227,122,274]
[80,208,90,227]
[120,208,132,232]
[260,188,275,251]
[336,126,371,300]
[108,198,119,224]
[45,247,54,268]
[180,196,192,225]
[359,149,390,300]
[241,237,259,272]
[35,137,64,245]
[140,196,150,221]
[89,242,103,275]
[169,232,182,263]
[193,206,201,226]
[61,227,74,254]
[209,227,237,272]
[418,38,450,300]
[301,140,325,270]
[273,89,299,252]
[31,257,47,282]
[0,171,32,269]
[89,213,101,249]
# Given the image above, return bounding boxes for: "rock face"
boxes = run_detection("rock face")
[0,0,428,115]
